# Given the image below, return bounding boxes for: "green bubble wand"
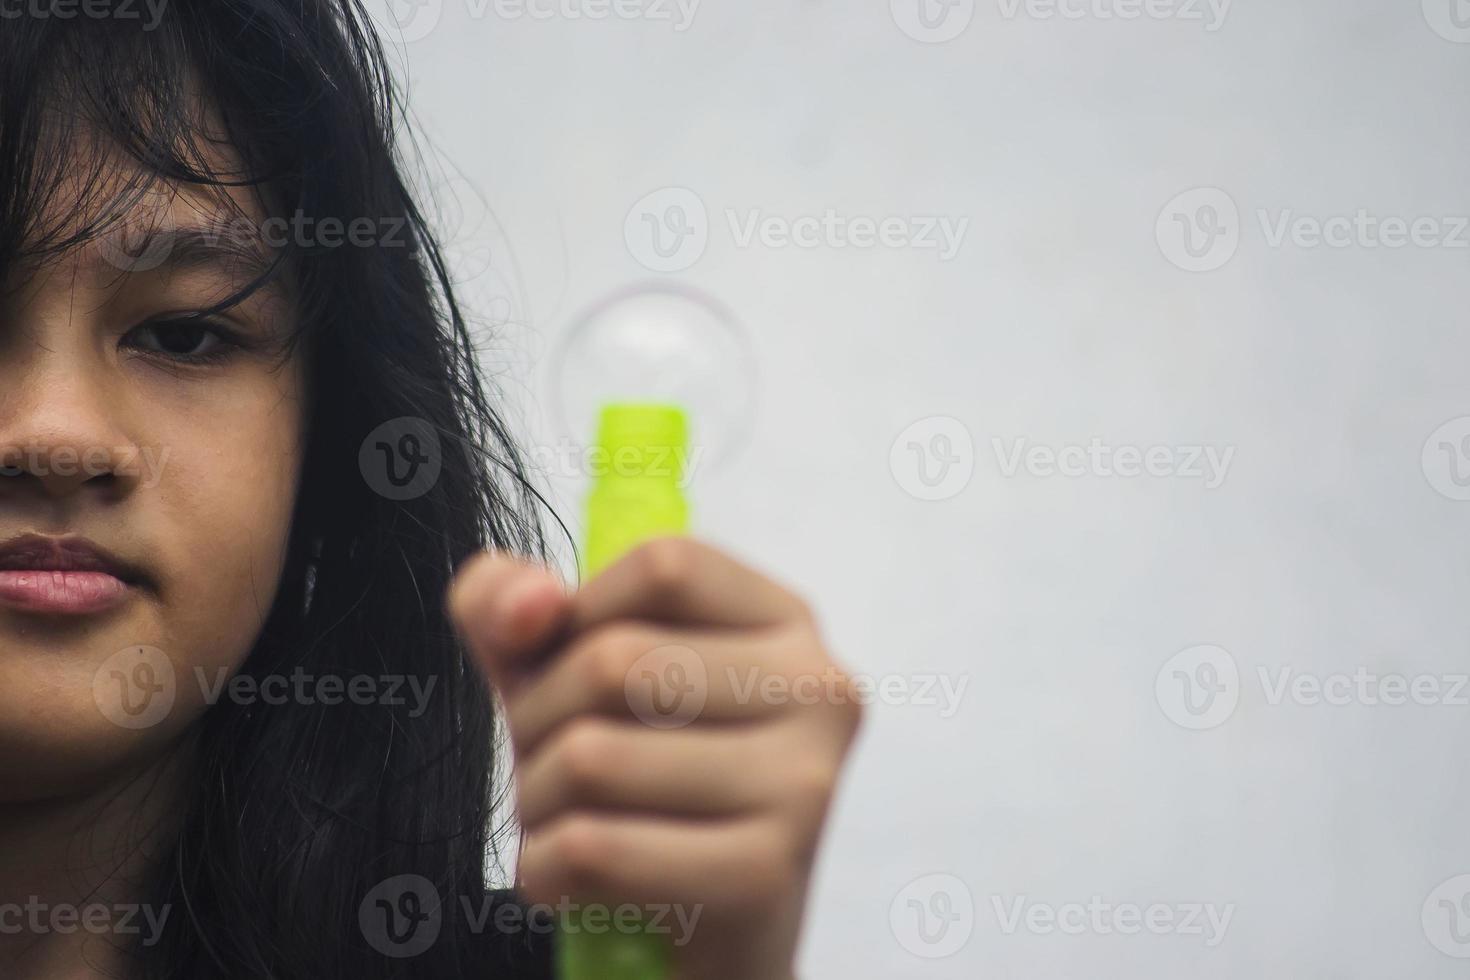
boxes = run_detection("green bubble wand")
[557,402,689,980]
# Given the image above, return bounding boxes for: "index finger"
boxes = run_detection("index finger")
[567,537,809,632]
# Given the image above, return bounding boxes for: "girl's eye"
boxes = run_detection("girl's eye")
[122,318,240,364]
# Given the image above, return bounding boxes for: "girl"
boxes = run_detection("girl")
[0,3,861,979]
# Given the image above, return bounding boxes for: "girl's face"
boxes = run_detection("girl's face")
[0,139,308,801]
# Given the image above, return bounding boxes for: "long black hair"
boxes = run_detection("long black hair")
[0,3,557,977]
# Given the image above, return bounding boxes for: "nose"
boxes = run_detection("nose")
[0,338,141,508]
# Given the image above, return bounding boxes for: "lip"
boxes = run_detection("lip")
[0,534,149,616]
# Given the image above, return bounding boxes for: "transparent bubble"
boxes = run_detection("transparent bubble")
[547,283,757,476]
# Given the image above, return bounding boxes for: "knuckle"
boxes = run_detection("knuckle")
[545,814,614,887]
[579,625,649,694]
[788,762,838,813]
[639,641,695,679]
[632,537,700,597]
[516,845,554,903]
[553,721,618,793]
[787,593,817,626]
[503,700,534,744]
[729,842,797,911]
[824,666,867,733]
[844,691,867,732]
[766,574,816,626]
[776,620,824,672]
[834,678,864,731]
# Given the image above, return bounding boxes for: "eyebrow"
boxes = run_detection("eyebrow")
[0,223,291,331]
[94,224,284,289]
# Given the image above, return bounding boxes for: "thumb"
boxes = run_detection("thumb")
[447,551,569,699]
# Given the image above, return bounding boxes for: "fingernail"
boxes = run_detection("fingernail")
[495,571,561,642]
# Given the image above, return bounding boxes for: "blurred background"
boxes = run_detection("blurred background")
[361,1,1470,976]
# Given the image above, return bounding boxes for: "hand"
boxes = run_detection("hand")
[448,537,863,980]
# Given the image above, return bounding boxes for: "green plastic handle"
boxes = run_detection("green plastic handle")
[581,402,690,578]
[557,403,689,980]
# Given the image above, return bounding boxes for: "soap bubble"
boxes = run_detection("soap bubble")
[547,283,757,478]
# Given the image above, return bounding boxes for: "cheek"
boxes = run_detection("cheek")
[153,377,308,669]
[0,364,310,802]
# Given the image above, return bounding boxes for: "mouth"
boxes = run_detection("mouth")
[0,534,151,616]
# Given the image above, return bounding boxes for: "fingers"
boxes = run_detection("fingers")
[518,811,803,915]
[446,539,816,702]
[567,538,810,632]
[445,539,858,980]
[514,720,807,829]
[504,620,811,756]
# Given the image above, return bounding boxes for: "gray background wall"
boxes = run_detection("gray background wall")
[366,1,1470,975]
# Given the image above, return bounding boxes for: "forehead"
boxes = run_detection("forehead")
[52,111,268,241]
[9,120,280,300]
